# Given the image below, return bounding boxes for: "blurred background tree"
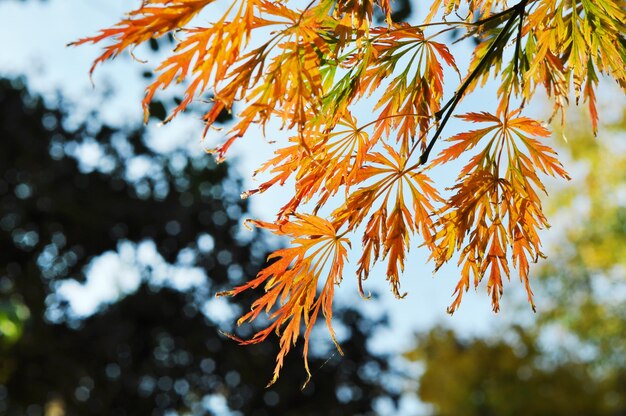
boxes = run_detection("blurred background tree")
[404,327,623,416]
[403,110,626,415]
[0,78,399,415]
[537,111,626,369]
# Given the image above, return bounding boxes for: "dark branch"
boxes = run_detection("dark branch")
[419,0,530,166]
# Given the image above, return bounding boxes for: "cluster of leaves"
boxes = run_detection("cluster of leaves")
[73,0,625,382]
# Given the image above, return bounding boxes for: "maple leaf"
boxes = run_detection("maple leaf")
[433,111,569,313]
[70,0,217,74]
[333,143,442,298]
[217,214,350,386]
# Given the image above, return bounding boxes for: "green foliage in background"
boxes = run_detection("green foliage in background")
[404,108,626,415]
[539,109,626,368]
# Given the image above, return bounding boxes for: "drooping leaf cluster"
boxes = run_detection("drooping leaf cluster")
[73,0,626,383]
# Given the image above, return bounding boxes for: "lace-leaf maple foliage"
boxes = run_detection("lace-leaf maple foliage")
[73,0,625,385]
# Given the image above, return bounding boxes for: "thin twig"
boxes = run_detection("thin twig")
[418,0,530,166]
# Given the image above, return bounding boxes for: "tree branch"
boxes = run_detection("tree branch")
[419,0,529,166]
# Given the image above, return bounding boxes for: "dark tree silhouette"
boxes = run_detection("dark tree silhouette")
[0,78,398,415]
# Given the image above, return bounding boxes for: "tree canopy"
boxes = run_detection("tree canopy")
[536,109,626,370]
[72,0,626,382]
[404,326,626,416]
[0,77,398,413]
